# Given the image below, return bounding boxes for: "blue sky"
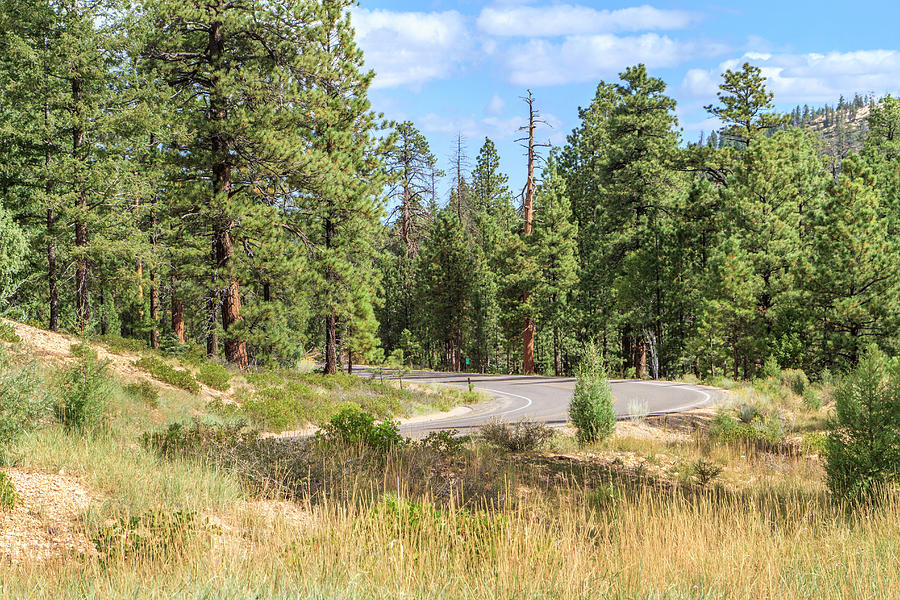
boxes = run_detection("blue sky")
[353,1,900,199]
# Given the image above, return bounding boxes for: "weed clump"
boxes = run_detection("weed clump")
[0,321,20,344]
[0,471,17,509]
[480,419,553,453]
[124,380,160,407]
[135,355,199,394]
[92,509,196,561]
[421,429,469,456]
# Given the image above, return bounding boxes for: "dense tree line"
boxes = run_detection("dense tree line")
[0,4,897,380]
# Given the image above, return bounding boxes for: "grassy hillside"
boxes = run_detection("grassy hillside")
[1,320,898,599]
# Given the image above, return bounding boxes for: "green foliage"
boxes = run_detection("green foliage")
[54,345,111,431]
[479,420,553,453]
[420,430,470,456]
[92,510,196,561]
[761,355,781,379]
[135,356,199,394]
[242,387,308,432]
[0,321,20,343]
[0,348,47,448]
[825,346,900,503]
[196,362,231,391]
[709,410,786,447]
[124,381,160,408]
[780,369,809,396]
[0,199,26,303]
[688,459,723,487]
[0,471,17,509]
[569,344,616,443]
[93,335,147,354]
[738,404,759,425]
[320,406,404,452]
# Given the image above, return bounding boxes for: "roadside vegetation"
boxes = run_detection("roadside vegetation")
[2,321,898,599]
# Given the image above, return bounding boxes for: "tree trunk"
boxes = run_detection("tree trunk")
[325,311,337,375]
[45,102,58,332]
[216,228,247,366]
[72,76,89,334]
[150,269,159,350]
[171,286,185,345]
[47,208,58,331]
[521,93,537,375]
[553,325,561,376]
[347,347,353,375]
[99,286,107,336]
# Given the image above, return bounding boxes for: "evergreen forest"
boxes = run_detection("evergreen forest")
[2,0,898,382]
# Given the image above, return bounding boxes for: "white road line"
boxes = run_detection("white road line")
[480,388,533,417]
[617,381,712,416]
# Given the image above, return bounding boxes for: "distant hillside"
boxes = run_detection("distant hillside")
[790,94,878,159]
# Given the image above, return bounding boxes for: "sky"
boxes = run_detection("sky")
[352,0,900,199]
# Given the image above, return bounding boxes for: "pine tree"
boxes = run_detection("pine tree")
[531,156,578,375]
[705,63,789,148]
[803,154,899,367]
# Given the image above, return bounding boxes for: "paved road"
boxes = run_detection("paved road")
[378,370,724,435]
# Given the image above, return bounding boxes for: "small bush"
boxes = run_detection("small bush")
[479,419,553,453]
[0,471,17,509]
[569,343,615,443]
[54,345,111,431]
[242,387,306,431]
[738,404,759,424]
[92,509,196,560]
[421,429,469,456]
[135,355,199,394]
[761,354,781,379]
[780,369,809,396]
[802,432,827,455]
[689,459,723,486]
[825,346,900,504]
[586,483,621,513]
[320,406,404,451]
[801,386,822,410]
[0,348,47,448]
[124,380,160,407]
[93,334,146,354]
[0,321,20,344]
[196,362,231,391]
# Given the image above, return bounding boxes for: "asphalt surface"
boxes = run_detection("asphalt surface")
[378,369,724,436]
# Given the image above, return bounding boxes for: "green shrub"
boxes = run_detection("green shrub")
[320,406,404,451]
[761,354,781,379]
[242,387,305,431]
[0,321,20,344]
[420,429,469,456]
[92,509,195,561]
[738,404,759,424]
[480,419,553,453]
[0,348,47,448]
[688,458,723,486]
[569,343,615,443]
[196,362,231,391]
[825,346,900,504]
[780,369,809,396]
[0,471,17,509]
[124,380,160,407]
[135,355,199,394]
[93,334,146,354]
[585,483,621,513]
[801,432,828,455]
[801,386,822,410]
[54,345,111,431]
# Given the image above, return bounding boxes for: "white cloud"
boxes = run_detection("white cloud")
[352,8,472,89]
[485,93,506,116]
[418,110,560,144]
[682,50,900,104]
[504,34,727,86]
[477,4,697,37]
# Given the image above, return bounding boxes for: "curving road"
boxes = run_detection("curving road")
[387,370,724,435]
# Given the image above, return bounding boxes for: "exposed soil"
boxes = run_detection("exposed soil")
[0,469,97,564]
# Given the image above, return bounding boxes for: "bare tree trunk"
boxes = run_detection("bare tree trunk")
[150,269,159,349]
[217,228,246,366]
[553,325,561,376]
[521,92,538,375]
[73,76,89,334]
[99,286,107,336]
[171,282,185,345]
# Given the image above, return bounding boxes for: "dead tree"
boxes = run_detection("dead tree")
[516,90,550,375]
